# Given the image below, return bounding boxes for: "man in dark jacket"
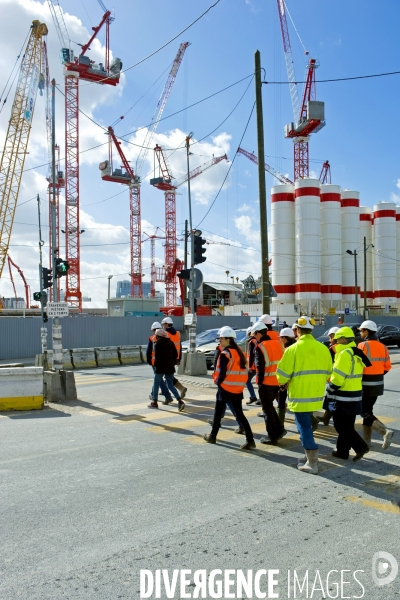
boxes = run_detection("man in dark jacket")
[146,321,173,404]
[148,329,184,411]
[161,316,187,399]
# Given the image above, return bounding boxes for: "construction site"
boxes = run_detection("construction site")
[0,0,399,321]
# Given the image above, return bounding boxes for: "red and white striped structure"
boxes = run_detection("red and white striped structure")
[270,184,295,302]
[294,178,321,301]
[320,184,342,300]
[359,206,373,302]
[341,190,360,303]
[373,202,397,304]
[397,206,400,300]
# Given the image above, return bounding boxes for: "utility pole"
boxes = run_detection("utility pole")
[37,194,47,358]
[254,50,270,314]
[51,78,62,370]
[186,133,196,352]
[183,219,188,314]
[363,237,367,319]
[354,250,358,314]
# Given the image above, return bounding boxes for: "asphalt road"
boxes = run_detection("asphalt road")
[1,357,400,599]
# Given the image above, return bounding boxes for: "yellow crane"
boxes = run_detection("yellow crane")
[0,20,48,279]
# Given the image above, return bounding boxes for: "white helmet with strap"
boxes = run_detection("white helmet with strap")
[219,326,236,339]
[251,321,268,334]
[151,321,162,330]
[259,314,273,325]
[161,316,173,324]
[359,320,377,332]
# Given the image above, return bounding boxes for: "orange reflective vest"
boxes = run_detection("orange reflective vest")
[149,334,156,366]
[268,330,280,342]
[358,340,391,376]
[214,347,248,393]
[256,339,284,386]
[167,330,181,360]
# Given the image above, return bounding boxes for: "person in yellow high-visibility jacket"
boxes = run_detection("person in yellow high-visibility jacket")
[277,316,332,474]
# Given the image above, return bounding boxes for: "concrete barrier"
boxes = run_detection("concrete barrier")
[119,345,142,365]
[0,363,24,368]
[35,351,74,370]
[71,348,97,369]
[0,367,44,411]
[95,346,121,367]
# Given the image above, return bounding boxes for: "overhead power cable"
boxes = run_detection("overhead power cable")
[263,70,400,85]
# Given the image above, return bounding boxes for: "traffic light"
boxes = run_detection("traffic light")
[193,236,206,265]
[55,258,70,278]
[33,291,47,306]
[42,267,52,289]
[177,269,191,280]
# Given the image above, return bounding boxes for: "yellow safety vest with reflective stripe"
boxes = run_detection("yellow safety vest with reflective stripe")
[327,343,364,402]
[215,347,248,393]
[276,334,332,412]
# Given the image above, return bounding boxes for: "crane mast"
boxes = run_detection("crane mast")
[0,21,48,281]
[276,0,325,180]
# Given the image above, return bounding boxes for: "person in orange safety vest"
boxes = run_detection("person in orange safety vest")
[358,320,393,449]
[161,316,187,404]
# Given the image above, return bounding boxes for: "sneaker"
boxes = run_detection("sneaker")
[234,426,245,434]
[353,447,369,462]
[240,440,256,450]
[162,397,173,405]
[178,401,185,412]
[246,397,258,405]
[180,387,188,400]
[260,436,278,445]
[148,401,158,409]
[203,433,216,444]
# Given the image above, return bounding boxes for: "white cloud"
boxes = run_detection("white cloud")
[396,178,400,190]
[237,203,251,212]
[234,214,260,246]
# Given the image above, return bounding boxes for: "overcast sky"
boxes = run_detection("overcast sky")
[1,0,399,302]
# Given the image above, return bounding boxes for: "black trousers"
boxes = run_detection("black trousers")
[332,413,368,458]
[211,391,254,442]
[259,385,284,440]
[362,395,378,426]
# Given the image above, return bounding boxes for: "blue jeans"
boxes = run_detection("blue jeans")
[153,373,180,402]
[246,370,257,399]
[294,412,318,450]
[152,367,172,399]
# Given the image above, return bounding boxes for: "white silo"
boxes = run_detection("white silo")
[373,202,397,304]
[397,206,400,305]
[341,190,360,305]
[271,184,295,302]
[359,206,374,305]
[295,178,321,301]
[320,184,342,301]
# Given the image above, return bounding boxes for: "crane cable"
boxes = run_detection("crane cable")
[0,28,31,114]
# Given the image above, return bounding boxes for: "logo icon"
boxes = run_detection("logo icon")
[372,551,398,586]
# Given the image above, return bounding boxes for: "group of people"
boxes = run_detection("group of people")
[146,313,393,475]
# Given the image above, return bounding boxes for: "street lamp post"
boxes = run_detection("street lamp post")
[346,249,358,313]
[107,275,113,301]
[363,236,374,319]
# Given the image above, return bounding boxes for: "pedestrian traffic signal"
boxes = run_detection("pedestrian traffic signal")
[55,258,70,278]
[177,269,191,280]
[42,267,52,289]
[193,236,206,265]
[33,291,47,306]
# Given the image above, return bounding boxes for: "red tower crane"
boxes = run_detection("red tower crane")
[150,145,228,306]
[237,147,293,185]
[319,160,331,184]
[47,1,122,310]
[99,42,189,298]
[276,0,325,181]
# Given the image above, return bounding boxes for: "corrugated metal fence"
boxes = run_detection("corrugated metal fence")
[0,316,252,360]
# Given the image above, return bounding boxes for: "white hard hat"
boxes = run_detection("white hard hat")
[161,316,173,324]
[259,314,273,325]
[280,327,295,338]
[359,320,377,332]
[251,321,267,334]
[219,326,236,339]
[328,327,339,335]
[291,322,299,330]
[151,321,162,330]
[246,326,253,335]
[296,315,315,330]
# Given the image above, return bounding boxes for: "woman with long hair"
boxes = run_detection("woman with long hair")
[204,326,256,450]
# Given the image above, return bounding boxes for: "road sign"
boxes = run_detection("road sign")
[345,307,350,315]
[184,314,194,325]
[329,308,336,315]
[47,302,69,318]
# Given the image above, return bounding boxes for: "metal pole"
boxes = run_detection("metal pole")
[186,135,196,352]
[183,219,188,314]
[51,78,62,371]
[254,50,270,314]
[354,250,358,314]
[37,194,47,358]
[363,237,367,319]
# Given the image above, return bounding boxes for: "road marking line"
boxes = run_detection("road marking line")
[345,495,400,514]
